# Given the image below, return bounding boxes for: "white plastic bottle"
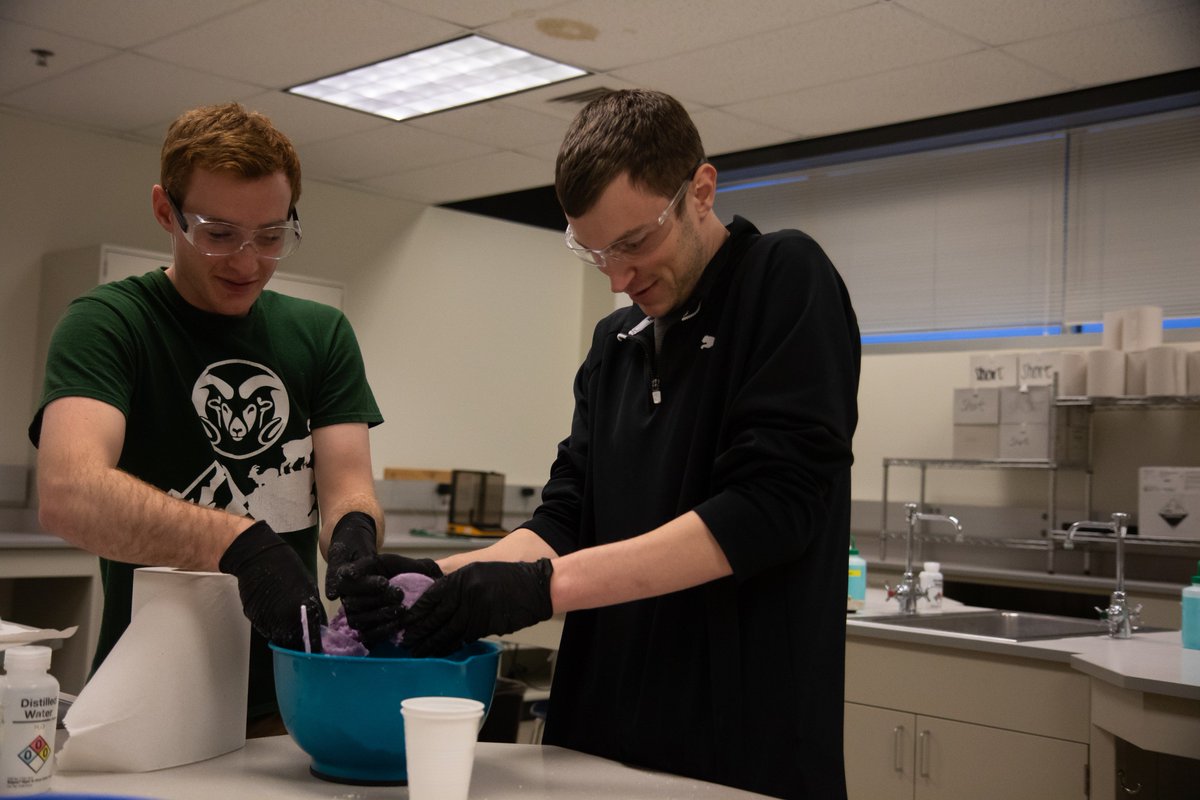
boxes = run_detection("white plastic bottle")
[918,561,944,613]
[1,646,59,796]
[1183,561,1200,651]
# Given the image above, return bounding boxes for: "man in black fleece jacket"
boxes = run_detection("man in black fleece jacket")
[377,89,860,799]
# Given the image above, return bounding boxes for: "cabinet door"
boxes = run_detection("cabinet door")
[845,703,915,800]
[914,715,1088,800]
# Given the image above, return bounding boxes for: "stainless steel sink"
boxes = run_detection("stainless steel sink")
[861,610,1114,641]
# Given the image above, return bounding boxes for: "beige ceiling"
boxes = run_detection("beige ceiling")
[2,0,1198,206]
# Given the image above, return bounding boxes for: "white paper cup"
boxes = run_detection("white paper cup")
[401,696,485,799]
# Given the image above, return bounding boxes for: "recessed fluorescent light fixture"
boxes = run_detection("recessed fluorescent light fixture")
[287,35,587,121]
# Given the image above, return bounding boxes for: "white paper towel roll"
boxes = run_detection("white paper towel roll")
[1145,346,1183,396]
[1086,349,1125,397]
[57,568,249,772]
[1121,305,1164,352]
[1125,351,1147,396]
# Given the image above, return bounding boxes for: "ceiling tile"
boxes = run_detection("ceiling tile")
[0,0,256,48]
[611,2,983,107]
[380,0,567,28]
[723,49,1075,140]
[297,123,494,182]
[407,101,568,150]
[235,91,392,145]
[2,52,262,132]
[479,0,874,72]
[895,0,1192,46]
[492,74,645,121]
[135,0,466,88]
[1002,5,1200,86]
[363,150,555,204]
[689,108,797,158]
[0,19,115,95]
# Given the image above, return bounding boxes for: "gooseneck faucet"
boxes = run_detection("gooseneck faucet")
[886,503,962,614]
[1066,512,1141,639]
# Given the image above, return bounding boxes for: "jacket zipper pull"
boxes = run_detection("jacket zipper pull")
[651,377,662,405]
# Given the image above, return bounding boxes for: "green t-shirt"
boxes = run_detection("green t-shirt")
[29,268,383,718]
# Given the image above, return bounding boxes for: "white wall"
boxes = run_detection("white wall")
[2,110,585,487]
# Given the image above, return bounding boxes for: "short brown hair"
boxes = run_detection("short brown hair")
[555,89,705,218]
[160,102,301,208]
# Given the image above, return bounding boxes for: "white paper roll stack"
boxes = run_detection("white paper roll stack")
[1086,349,1125,397]
[1145,345,1186,396]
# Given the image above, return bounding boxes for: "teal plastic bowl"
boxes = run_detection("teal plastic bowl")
[271,640,501,785]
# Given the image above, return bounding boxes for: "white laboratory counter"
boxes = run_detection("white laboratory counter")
[49,737,771,799]
[847,588,1199,700]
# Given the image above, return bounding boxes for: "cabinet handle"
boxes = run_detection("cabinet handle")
[892,725,905,772]
[1117,769,1143,795]
[918,729,931,777]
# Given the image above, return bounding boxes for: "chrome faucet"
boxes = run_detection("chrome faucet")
[1066,512,1141,639]
[885,503,962,614]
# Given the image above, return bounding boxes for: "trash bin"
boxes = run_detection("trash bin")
[478,677,525,743]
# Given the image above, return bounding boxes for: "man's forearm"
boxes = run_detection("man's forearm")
[38,462,249,571]
[436,529,558,573]
[549,511,732,613]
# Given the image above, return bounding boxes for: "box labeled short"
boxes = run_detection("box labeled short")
[953,425,999,459]
[970,354,1018,388]
[999,423,1049,459]
[999,386,1052,425]
[1017,351,1086,395]
[953,388,999,425]
[1138,467,1200,540]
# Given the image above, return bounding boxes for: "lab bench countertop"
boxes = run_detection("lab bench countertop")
[847,588,1200,700]
[49,737,772,799]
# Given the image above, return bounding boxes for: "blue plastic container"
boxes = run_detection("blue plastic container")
[271,640,501,785]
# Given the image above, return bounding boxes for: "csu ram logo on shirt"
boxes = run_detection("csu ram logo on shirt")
[170,359,318,532]
[191,359,289,458]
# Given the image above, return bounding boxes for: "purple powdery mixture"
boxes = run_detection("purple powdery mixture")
[320,572,434,656]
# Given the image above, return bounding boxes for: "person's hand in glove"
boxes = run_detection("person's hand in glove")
[324,511,383,600]
[335,553,444,644]
[402,559,554,658]
[219,520,327,652]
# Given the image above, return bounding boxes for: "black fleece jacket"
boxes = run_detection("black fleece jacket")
[523,216,861,799]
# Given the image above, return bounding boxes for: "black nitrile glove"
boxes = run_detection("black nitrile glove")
[324,511,379,600]
[219,520,327,652]
[402,559,554,658]
[336,553,444,645]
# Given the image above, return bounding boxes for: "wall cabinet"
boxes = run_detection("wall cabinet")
[844,636,1090,799]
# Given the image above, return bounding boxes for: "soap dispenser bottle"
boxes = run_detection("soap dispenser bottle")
[847,537,867,611]
[1183,561,1200,651]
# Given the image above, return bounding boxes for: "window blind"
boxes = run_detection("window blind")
[1064,105,1200,324]
[715,104,1199,338]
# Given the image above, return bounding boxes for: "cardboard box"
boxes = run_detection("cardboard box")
[953,388,999,425]
[999,422,1049,459]
[1017,351,1086,395]
[1138,467,1200,540]
[969,354,1018,388]
[1000,386,1052,425]
[953,425,999,459]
